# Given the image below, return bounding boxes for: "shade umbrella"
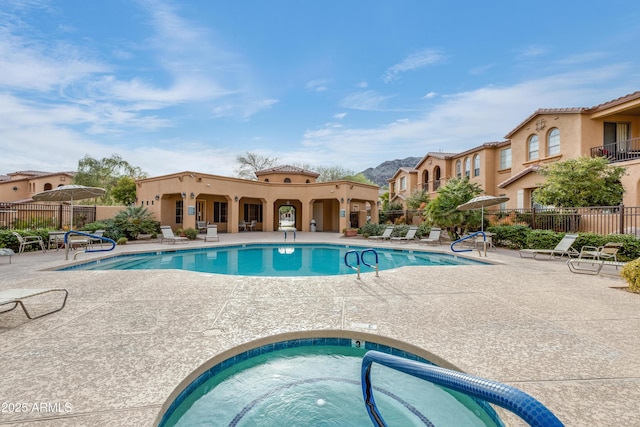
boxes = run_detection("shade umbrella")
[457,195,509,232]
[32,185,106,230]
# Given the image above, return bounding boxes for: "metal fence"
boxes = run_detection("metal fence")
[0,202,97,230]
[381,205,640,236]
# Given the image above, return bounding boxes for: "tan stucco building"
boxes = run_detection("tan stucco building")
[0,171,75,203]
[135,166,379,233]
[389,91,640,210]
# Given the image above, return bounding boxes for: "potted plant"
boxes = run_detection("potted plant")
[343,228,358,237]
[176,228,185,237]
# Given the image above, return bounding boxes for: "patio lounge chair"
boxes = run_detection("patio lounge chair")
[196,221,208,234]
[0,288,68,319]
[577,242,623,262]
[368,226,394,242]
[519,234,579,259]
[11,232,46,254]
[567,258,627,275]
[160,226,188,244]
[418,227,441,245]
[204,224,219,242]
[390,225,419,243]
[0,248,15,264]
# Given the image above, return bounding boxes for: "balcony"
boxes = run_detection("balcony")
[590,137,640,163]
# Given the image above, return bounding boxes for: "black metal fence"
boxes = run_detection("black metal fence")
[0,202,97,230]
[381,205,640,236]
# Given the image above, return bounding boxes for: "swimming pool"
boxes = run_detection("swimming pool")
[156,333,504,427]
[61,243,486,276]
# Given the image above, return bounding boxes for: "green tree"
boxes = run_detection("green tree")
[315,165,356,182]
[111,176,137,205]
[424,177,483,236]
[235,152,279,180]
[533,157,626,207]
[341,173,376,185]
[73,154,146,205]
[405,189,430,209]
[113,206,159,240]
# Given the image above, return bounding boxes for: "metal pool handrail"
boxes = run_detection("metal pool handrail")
[360,249,379,277]
[64,230,116,260]
[451,231,487,256]
[361,350,564,427]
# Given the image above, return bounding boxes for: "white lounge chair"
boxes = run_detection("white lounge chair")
[418,227,441,245]
[160,226,188,244]
[0,288,68,319]
[390,226,419,243]
[577,242,623,262]
[204,224,219,242]
[368,226,394,242]
[519,234,579,259]
[567,258,627,275]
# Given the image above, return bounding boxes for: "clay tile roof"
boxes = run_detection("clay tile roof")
[588,91,640,111]
[255,164,320,177]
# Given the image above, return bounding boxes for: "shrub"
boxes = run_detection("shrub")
[112,206,159,240]
[486,225,530,249]
[184,228,198,240]
[360,223,386,239]
[523,230,564,250]
[116,237,128,245]
[620,258,640,293]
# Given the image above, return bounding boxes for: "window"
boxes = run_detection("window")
[464,158,471,177]
[547,128,560,156]
[175,200,184,224]
[455,160,462,178]
[244,203,263,222]
[400,176,406,190]
[528,135,539,160]
[473,155,480,177]
[500,148,511,169]
[284,177,291,183]
[214,201,228,222]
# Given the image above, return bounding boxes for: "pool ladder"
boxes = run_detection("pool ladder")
[362,350,564,427]
[344,249,379,279]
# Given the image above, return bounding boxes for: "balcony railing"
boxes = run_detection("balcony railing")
[590,137,640,163]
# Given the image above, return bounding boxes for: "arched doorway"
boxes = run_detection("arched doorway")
[279,205,296,230]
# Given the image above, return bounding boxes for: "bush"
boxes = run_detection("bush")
[523,230,564,250]
[116,237,128,245]
[620,258,640,293]
[486,225,530,249]
[360,223,386,239]
[112,206,159,240]
[184,228,198,240]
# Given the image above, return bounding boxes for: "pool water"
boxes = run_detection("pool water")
[161,345,500,426]
[63,243,485,276]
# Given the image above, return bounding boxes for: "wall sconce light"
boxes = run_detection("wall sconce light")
[181,192,186,198]
[190,192,195,199]
[12,186,18,192]
[340,197,344,204]
[234,195,239,202]
[155,194,159,201]
[347,198,352,203]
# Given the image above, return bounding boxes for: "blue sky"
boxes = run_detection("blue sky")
[2,0,640,178]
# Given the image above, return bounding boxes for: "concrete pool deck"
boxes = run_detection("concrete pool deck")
[1,231,639,426]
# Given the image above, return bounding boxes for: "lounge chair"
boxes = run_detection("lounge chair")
[160,226,188,244]
[248,220,257,231]
[239,220,247,231]
[577,242,623,262]
[519,234,579,259]
[368,226,394,242]
[418,227,441,245]
[196,221,207,234]
[567,258,627,275]
[11,231,46,254]
[0,288,68,319]
[204,224,219,242]
[390,225,419,243]
[0,248,15,264]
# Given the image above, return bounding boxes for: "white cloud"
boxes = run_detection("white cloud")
[383,49,443,83]
[333,112,347,120]
[306,79,330,92]
[340,90,392,111]
[423,92,437,99]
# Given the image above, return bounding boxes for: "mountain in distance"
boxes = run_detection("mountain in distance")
[359,157,421,187]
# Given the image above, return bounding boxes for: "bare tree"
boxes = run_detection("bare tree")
[234,152,279,180]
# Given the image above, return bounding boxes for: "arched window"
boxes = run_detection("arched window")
[548,128,560,156]
[455,160,462,178]
[264,178,269,182]
[528,135,539,160]
[464,157,471,177]
[44,183,53,190]
[473,155,480,177]
[284,178,291,183]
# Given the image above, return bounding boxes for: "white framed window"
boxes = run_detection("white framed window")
[464,157,471,177]
[547,128,560,156]
[528,135,539,160]
[455,160,462,178]
[400,176,406,190]
[473,155,480,176]
[500,147,512,169]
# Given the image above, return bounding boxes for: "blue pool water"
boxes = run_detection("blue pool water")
[158,339,502,427]
[61,243,486,276]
